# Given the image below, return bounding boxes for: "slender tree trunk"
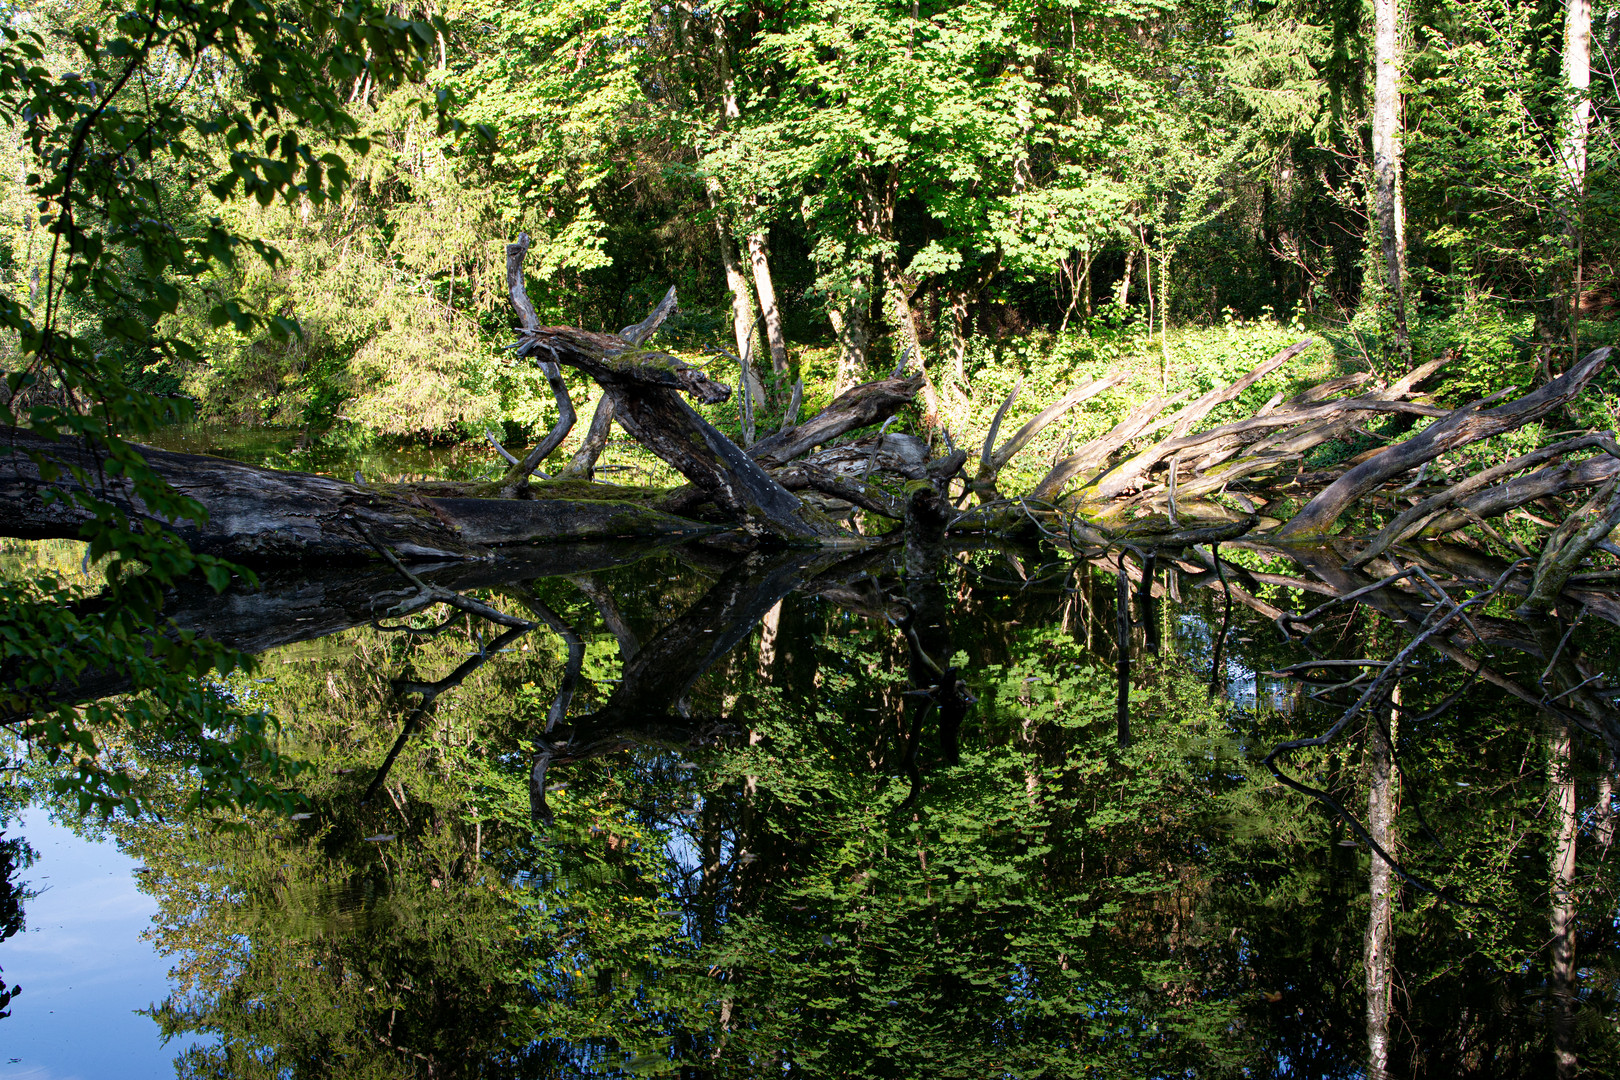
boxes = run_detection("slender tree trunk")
[886,266,940,425]
[747,231,790,377]
[1562,0,1592,364]
[1372,0,1412,368]
[1549,719,1579,1080]
[1081,246,1093,321]
[707,184,766,406]
[1117,247,1135,308]
[1365,685,1400,1080]
[706,17,766,404]
[1140,228,1154,336]
[1159,250,1172,389]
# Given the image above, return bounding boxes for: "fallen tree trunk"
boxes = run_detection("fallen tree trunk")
[1279,348,1612,537]
[0,427,716,563]
[1420,452,1620,536]
[749,377,923,467]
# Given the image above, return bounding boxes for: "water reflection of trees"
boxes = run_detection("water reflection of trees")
[72,538,1620,1077]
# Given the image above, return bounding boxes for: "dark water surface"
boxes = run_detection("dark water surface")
[2,536,1617,1078]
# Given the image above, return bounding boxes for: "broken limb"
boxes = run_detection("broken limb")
[1349,432,1620,568]
[1420,451,1620,538]
[973,372,1123,501]
[557,394,615,480]
[556,281,680,482]
[749,376,922,468]
[1519,478,1620,615]
[774,463,905,519]
[1280,347,1612,537]
[494,235,576,498]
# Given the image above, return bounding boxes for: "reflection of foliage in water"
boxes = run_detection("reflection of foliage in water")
[0,778,31,1021]
[48,552,1620,1077]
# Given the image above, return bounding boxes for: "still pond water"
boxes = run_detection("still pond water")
[1,518,1617,1077]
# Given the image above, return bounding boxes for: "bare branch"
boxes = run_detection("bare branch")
[1281,347,1613,537]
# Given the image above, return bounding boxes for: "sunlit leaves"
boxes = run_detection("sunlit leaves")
[0,0,445,815]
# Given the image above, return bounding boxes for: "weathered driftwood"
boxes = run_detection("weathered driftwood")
[556,287,677,482]
[972,372,1123,500]
[0,427,717,563]
[1519,479,1620,615]
[493,234,576,497]
[1080,394,1447,502]
[750,377,922,468]
[1070,338,1323,501]
[1246,356,1447,462]
[508,322,843,542]
[1030,391,1189,502]
[558,394,615,480]
[1172,338,1316,438]
[1349,432,1620,568]
[1421,452,1620,538]
[1279,347,1612,537]
[775,463,906,519]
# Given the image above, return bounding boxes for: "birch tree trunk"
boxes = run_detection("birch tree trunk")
[747,231,790,377]
[1372,0,1412,368]
[1562,0,1592,362]
[1365,685,1399,1080]
[1549,719,1579,1080]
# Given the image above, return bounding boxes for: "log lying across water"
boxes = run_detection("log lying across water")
[6,236,1620,625]
[0,427,717,562]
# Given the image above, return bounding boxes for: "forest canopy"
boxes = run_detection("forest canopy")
[9,0,1617,445]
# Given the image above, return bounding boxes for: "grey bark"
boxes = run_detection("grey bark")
[511,327,839,542]
[1365,685,1399,1080]
[827,278,871,397]
[1549,719,1579,1080]
[1421,451,1620,536]
[1519,477,1620,614]
[750,377,922,468]
[495,234,575,497]
[747,231,790,377]
[1280,348,1612,537]
[973,373,1124,500]
[1373,0,1412,367]
[0,428,712,564]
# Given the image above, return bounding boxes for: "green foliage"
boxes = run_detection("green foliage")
[0,0,448,812]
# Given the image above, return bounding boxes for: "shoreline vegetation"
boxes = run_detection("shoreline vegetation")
[3,1,1620,1074]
